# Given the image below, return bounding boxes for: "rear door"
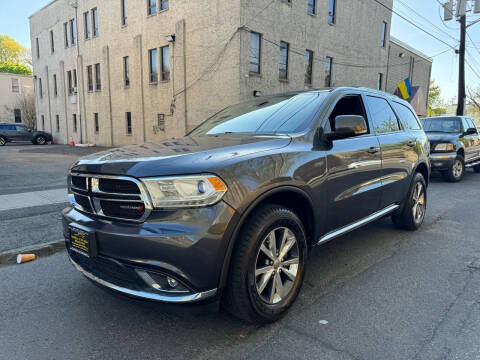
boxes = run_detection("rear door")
[324,92,383,232]
[364,95,416,208]
[14,125,31,141]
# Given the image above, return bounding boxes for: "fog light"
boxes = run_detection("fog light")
[167,277,178,288]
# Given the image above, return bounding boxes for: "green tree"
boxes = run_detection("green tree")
[0,34,32,74]
[428,80,446,116]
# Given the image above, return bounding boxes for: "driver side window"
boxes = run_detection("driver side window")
[328,95,369,133]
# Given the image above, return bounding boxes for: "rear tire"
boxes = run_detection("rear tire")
[223,204,307,323]
[391,172,427,231]
[36,136,47,145]
[443,155,464,182]
[0,136,6,146]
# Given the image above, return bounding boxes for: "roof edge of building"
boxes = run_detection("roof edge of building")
[29,0,60,19]
[390,36,433,63]
[0,72,33,78]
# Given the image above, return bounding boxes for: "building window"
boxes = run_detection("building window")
[50,30,54,53]
[279,41,289,81]
[160,0,168,11]
[305,50,313,85]
[39,78,43,98]
[87,65,93,92]
[324,56,333,87]
[380,21,388,47]
[249,32,261,74]
[41,115,45,130]
[123,56,130,87]
[67,70,73,94]
[56,115,60,132]
[148,0,156,15]
[121,0,128,25]
[157,114,165,131]
[161,46,170,81]
[53,74,57,96]
[328,0,336,24]
[11,79,19,93]
[64,22,69,47]
[308,0,316,14]
[73,69,77,92]
[36,38,40,58]
[73,114,77,132]
[70,18,76,45]
[149,48,158,83]
[14,109,22,123]
[94,113,99,133]
[84,11,91,39]
[92,8,99,36]
[95,63,101,91]
[377,73,383,90]
[126,112,132,135]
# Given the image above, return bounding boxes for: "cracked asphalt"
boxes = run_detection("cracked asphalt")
[1,145,480,359]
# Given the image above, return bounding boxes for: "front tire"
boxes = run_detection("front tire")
[224,204,307,323]
[392,172,427,231]
[443,155,465,182]
[36,136,47,145]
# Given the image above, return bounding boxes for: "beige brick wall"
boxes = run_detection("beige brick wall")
[30,0,432,146]
[0,73,34,124]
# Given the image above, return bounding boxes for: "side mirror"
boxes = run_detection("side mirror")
[466,127,477,135]
[324,115,368,141]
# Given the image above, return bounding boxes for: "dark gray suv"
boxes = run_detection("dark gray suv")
[63,87,430,323]
[0,123,53,146]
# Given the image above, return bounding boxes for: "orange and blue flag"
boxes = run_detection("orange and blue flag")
[398,78,412,100]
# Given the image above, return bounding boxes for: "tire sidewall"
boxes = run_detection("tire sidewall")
[0,136,6,146]
[36,136,46,145]
[407,173,427,229]
[450,155,465,181]
[245,211,307,321]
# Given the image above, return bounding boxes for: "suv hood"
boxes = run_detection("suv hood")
[71,135,291,177]
[425,132,459,143]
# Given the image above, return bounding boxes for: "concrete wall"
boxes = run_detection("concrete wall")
[0,73,34,124]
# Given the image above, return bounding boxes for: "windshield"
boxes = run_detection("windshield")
[189,92,328,136]
[421,117,462,133]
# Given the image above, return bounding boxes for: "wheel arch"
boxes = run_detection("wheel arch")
[218,186,317,293]
[414,161,430,186]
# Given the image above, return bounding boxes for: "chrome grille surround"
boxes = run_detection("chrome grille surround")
[68,173,153,222]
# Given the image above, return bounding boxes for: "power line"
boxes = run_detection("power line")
[371,0,457,49]
[465,58,480,80]
[466,30,480,58]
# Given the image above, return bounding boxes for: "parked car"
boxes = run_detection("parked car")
[63,87,430,323]
[0,123,53,146]
[421,116,480,182]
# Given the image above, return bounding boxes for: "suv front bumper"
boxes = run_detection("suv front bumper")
[62,201,237,303]
[429,152,457,171]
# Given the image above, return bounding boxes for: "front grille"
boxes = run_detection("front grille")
[69,174,150,222]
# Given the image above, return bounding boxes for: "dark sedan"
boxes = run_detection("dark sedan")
[0,123,53,146]
[421,116,480,182]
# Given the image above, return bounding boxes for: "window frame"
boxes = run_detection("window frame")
[365,95,402,135]
[73,114,77,132]
[95,63,102,91]
[67,70,73,95]
[41,115,45,130]
[279,41,289,81]
[87,65,93,92]
[160,0,169,11]
[149,48,158,83]
[126,112,132,135]
[53,74,57,96]
[121,0,128,25]
[324,56,333,87]
[380,21,388,47]
[328,0,336,24]
[148,0,157,15]
[36,38,40,59]
[39,78,43,98]
[123,56,130,87]
[84,11,91,40]
[70,18,76,45]
[64,22,69,48]
[308,0,316,15]
[249,32,261,75]
[161,45,170,81]
[11,78,20,93]
[392,101,422,131]
[324,93,372,136]
[92,8,99,36]
[56,115,60,132]
[14,109,22,123]
[377,72,383,90]
[94,113,99,133]
[50,30,55,53]
[305,49,314,86]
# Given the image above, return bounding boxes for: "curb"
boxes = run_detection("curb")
[0,240,66,267]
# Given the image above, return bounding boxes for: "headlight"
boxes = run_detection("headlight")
[141,174,227,208]
[434,143,455,152]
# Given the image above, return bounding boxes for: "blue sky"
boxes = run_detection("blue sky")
[1,0,479,101]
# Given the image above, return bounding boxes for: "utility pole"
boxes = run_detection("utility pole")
[457,14,466,115]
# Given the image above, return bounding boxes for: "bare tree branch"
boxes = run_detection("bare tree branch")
[4,90,36,129]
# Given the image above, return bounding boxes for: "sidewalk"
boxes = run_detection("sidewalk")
[0,188,68,211]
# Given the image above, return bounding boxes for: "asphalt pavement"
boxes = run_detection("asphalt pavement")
[1,148,480,359]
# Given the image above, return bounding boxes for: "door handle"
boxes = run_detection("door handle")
[407,141,416,147]
[368,146,380,154]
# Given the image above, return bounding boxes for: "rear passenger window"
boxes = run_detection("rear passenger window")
[365,96,400,134]
[393,102,421,130]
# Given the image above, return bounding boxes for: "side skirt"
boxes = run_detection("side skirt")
[317,204,400,245]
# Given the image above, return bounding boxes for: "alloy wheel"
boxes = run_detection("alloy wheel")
[254,227,299,305]
[452,159,463,179]
[412,182,425,223]
[0,137,5,146]
[37,136,46,145]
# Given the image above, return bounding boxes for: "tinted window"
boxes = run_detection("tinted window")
[422,117,461,133]
[466,118,476,130]
[393,102,421,130]
[0,125,6,130]
[15,125,26,131]
[366,96,400,134]
[189,92,329,136]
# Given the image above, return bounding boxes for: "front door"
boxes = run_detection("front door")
[14,125,31,141]
[323,94,383,232]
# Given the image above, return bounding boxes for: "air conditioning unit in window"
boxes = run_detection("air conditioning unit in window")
[73,86,78,94]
